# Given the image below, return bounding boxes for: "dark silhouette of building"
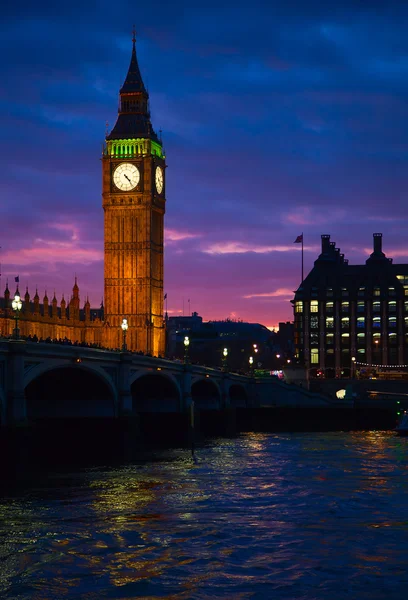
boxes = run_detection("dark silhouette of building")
[166,313,275,370]
[292,233,408,378]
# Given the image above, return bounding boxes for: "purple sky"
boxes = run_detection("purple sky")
[1,1,408,330]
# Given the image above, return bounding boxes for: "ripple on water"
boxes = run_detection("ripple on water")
[1,432,408,599]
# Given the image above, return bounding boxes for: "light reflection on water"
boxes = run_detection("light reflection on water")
[1,432,408,599]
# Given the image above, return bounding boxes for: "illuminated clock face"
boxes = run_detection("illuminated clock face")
[155,166,164,194]
[113,163,140,191]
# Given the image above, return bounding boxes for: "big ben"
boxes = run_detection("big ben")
[102,32,166,355]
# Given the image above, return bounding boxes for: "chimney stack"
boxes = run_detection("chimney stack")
[321,234,330,254]
[373,233,382,254]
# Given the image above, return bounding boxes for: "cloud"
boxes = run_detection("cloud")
[203,242,298,255]
[243,288,294,299]
[165,228,201,242]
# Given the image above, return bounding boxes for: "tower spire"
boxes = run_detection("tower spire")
[106,28,159,143]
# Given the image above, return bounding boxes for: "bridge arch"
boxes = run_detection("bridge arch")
[130,371,182,413]
[25,363,117,419]
[191,377,221,410]
[228,383,248,407]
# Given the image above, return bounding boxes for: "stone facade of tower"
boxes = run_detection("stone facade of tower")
[102,36,166,355]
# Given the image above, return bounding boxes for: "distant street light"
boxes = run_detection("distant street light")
[351,356,356,379]
[253,343,258,353]
[12,292,22,339]
[222,347,228,371]
[184,335,190,363]
[249,355,254,374]
[121,318,128,351]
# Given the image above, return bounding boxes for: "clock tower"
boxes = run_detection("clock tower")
[102,33,166,355]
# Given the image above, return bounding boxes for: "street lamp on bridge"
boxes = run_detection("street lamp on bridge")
[121,318,128,351]
[12,292,22,340]
[184,335,190,363]
[249,355,254,374]
[222,347,228,371]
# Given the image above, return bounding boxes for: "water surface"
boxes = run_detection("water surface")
[1,432,408,599]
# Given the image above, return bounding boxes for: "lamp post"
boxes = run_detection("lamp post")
[351,356,356,379]
[11,292,22,339]
[222,347,228,371]
[184,335,190,363]
[121,318,128,351]
[249,355,254,374]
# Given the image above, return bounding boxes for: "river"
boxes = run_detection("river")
[1,432,407,599]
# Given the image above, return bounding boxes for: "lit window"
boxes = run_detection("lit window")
[405,302,408,313]
[358,348,365,354]
[358,287,365,296]
[373,287,381,296]
[342,288,349,296]
[341,302,349,312]
[397,275,408,285]
[326,317,334,329]
[327,288,333,297]
[373,317,381,328]
[388,288,396,296]
[310,301,319,313]
[341,333,350,338]
[372,302,381,312]
[389,317,397,328]
[295,301,303,313]
[357,302,365,313]
[357,317,365,328]
[311,349,319,364]
[326,333,334,344]
[389,301,397,312]
[326,302,334,312]
[341,317,349,329]
[405,287,408,297]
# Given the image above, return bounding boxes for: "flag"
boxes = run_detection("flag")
[294,235,303,244]
[15,276,19,283]
[164,293,167,300]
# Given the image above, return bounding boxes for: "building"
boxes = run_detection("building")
[0,34,165,355]
[102,32,166,355]
[292,233,408,378]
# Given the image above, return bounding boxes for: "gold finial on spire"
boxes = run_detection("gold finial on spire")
[132,24,136,45]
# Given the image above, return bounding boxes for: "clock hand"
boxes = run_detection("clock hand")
[124,174,131,183]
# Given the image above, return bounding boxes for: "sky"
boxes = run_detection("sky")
[1,1,408,330]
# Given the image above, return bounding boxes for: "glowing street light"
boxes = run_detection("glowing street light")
[253,343,258,353]
[249,355,254,374]
[222,347,228,371]
[11,292,22,339]
[351,356,356,379]
[121,318,128,351]
[184,335,190,363]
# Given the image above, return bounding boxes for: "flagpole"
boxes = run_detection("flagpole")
[301,232,304,283]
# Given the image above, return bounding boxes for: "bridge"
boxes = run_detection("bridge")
[0,339,256,425]
[0,339,334,428]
